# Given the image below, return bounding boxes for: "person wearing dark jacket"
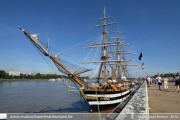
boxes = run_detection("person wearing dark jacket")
[175,73,180,93]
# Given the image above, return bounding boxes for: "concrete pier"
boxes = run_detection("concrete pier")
[115,81,149,120]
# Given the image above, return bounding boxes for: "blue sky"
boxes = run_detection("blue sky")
[1,0,180,77]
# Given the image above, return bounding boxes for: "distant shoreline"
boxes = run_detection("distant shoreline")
[0,79,94,81]
[0,79,49,81]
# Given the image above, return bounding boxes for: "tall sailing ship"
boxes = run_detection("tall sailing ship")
[18,8,138,112]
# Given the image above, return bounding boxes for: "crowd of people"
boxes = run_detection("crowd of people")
[146,73,180,93]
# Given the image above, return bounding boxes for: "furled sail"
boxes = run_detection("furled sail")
[29,34,50,56]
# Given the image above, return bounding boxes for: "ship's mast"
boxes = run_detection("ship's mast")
[110,26,126,82]
[123,47,126,78]
[109,28,139,80]
[103,7,107,82]
[83,8,139,82]
[117,26,121,82]
[93,7,117,82]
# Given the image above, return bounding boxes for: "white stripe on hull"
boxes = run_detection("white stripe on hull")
[88,94,130,105]
[86,90,129,98]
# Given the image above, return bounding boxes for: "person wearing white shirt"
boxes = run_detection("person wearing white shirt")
[146,76,150,87]
[156,75,162,90]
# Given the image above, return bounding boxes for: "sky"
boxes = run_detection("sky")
[1,0,180,77]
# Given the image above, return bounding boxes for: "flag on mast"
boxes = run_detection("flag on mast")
[141,62,144,67]
[46,38,49,49]
[141,67,145,71]
[139,51,143,60]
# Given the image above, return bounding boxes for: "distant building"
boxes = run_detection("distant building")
[9,71,20,76]
[171,73,177,76]
[40,73,47,76]
[158,73,178,76]
[40,73,47,75]
[28,73,35,76]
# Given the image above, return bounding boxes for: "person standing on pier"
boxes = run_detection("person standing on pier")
[152,78,155,85]
[173,76,177,91]
[146,76,150,87]
[150,77,152,85]
[175,73,180,93]
[163,77,168,91]
[156,75,162,90]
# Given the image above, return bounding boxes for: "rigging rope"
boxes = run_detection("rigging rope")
[57,48,82,54]
[81,35,102,63]
[126,44,135,78]
[37,34,102,72]
[91,63,101,79]
[74,35,103,74]
[84,36,103,77]
[58,34,101,54]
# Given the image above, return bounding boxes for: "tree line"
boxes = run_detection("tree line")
[0,70,89,80]
[153,74,175,78]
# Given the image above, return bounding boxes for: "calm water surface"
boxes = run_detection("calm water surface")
[0,80,89,113]
[0,80,139,113]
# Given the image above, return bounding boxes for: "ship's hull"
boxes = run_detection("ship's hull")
[83,89,131,112]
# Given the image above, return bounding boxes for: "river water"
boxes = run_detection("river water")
[0,80,140,113]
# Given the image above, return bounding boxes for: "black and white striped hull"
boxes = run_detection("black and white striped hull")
[83,89,131,111]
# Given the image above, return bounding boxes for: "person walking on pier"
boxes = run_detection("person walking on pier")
[163,77,168,91]
[156,75,162,90]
